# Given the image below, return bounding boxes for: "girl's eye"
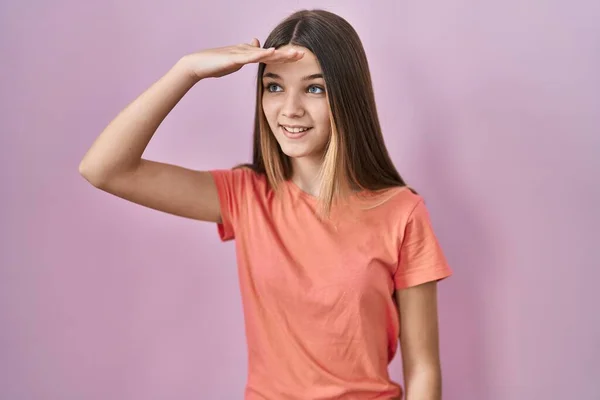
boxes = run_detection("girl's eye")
[308,85,325,94]
[265,83,282,92]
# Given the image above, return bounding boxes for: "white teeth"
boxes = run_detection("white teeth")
[282,126,310,133]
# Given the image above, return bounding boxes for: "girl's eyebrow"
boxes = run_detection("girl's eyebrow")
[262,72,324,81]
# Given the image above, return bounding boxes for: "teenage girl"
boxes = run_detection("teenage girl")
[79,9,452,400]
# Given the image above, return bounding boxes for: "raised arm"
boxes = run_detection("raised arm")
[78,40,303,222]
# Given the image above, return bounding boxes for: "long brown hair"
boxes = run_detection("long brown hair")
[240,9,413,216]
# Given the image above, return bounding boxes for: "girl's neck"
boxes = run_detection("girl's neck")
[290,156,323,197]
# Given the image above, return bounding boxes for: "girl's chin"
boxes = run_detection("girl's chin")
[279,146,326,161]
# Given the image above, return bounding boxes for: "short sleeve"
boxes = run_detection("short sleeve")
[209,168,252,242]
[393,199,453,290]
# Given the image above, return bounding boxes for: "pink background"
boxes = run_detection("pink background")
[1,0,599,399]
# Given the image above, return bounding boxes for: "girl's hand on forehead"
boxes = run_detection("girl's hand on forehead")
[180,38,304,81]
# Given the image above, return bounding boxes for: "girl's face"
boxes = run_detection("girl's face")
[262,45,331,162]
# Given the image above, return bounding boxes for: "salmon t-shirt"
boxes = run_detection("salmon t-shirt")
[209,167,452,400]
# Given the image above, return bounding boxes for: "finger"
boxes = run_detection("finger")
[262,47,299,58]
[240,47,276,63]
[262,49,304,64]
[233,42,273,55]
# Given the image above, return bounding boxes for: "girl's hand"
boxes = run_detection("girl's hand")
[181,38,304,80]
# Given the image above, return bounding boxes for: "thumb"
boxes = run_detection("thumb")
[249,37,260,48]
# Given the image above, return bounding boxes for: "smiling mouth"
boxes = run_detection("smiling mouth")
[279,125,312,139]
[280,125,312,133]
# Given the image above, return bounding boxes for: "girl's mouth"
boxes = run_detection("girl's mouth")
[280,125,312,139]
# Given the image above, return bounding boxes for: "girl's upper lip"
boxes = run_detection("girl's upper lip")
[280,124,312,128]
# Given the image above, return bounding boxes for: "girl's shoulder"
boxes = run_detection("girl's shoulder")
[357,184,424,216]
[227,165,272,197]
